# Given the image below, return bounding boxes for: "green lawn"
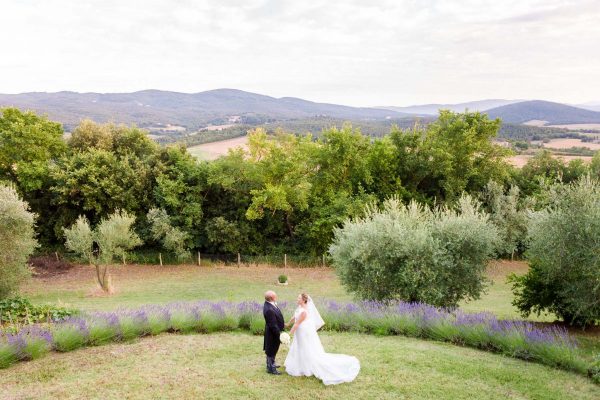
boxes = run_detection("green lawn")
[24,261,529,317]
[2,332,598,400]
[11,260,599,398]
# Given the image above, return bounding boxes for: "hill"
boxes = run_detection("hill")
[378,99,521,115]
[485,100,600,125]
[0,89,409,132]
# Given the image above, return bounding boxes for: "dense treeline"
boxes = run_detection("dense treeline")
[188,117,580,144]
[1,107,599,258]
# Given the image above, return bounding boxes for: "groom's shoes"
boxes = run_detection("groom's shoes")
[266,356,281,375]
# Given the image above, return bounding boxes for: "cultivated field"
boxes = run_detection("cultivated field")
[509,154,593,168]
[187,135,249,160]
[542,138,600,151]
[548,123,600,131]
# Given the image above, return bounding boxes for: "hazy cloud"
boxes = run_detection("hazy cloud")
[1,0,598,105]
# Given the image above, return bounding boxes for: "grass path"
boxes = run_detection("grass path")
[2,332,598,400]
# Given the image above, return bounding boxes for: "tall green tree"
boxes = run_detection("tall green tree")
[0,108,66,193]
[152,146,207,247]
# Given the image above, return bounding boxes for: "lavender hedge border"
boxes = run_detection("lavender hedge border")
[0,300,597,382]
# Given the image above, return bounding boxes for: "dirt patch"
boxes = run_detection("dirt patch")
[487,260,528,279]
[29,255,74,277]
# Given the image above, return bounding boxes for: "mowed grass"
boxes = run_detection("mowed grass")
[2,332,598,400]
[23,260,528,316]
[23,264,351,311]
[22,260,600,356]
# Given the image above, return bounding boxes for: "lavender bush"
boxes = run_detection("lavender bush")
[0,300,593,381]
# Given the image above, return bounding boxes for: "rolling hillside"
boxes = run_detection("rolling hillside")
[378,99,521,115]
[0,89,408,131]
[485,100,600,125]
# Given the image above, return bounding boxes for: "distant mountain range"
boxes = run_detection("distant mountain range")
[0,89,409,131]
[377,99,522,115]
[485,100,600,125]
[1,89,600,136]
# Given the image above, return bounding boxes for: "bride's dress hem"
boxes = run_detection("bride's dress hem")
[284,307,360,385]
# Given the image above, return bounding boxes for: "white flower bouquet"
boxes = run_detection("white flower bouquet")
[280,332,291,345]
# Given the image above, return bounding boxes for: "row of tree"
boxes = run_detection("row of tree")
[1,107,599,259]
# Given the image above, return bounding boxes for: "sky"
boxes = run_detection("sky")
[1,0,599,107]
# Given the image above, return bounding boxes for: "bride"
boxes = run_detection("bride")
[284,293,360,385]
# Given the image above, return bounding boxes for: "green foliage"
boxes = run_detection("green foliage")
[244,129,313,228]
[147,208,190,261]
[153,146,206,247]
[0,109,535,258]
[52,325,87,352]
[514,150,590,199]
[0,108,66,193]
[482,181,529,258]
[589,355,600,384]
[278,274,288,283]
[0,297,75,325]
[50,148,154,228]
[63,216,94,264]
[0,185,37,299]
[329,196,499,307]
[510,176,600,326]
[96,210,143,264]
[0,343,18,369]
[388,111,511,203]
[88,322,118,345]
[64,211,142,292]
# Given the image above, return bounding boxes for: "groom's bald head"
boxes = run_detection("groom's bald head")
[265,290,277,302]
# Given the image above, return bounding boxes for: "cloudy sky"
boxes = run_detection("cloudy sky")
[1,0,599,106]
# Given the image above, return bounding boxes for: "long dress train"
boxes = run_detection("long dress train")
[284,307,360,385]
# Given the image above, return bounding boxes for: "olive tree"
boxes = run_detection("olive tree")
[0,185,38,299]
[510,176,600,326]
[64,211,142,293]
[329,195,499,308]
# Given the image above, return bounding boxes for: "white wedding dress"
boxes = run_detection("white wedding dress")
[284,303,360,385]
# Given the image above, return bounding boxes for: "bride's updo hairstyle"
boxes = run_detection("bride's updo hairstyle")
[300,293,309,304]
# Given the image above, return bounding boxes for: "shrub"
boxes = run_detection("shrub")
[329,195,499,307]
[482,181,529,259]
[18,327,52,360]
[0,297,75,325]
[0,342,18,369]
[510,176,600,327]
[0,185,38,299]
[278,274,288,284]
[589,355,600,384]
[52,322,88,352]
[88,321,119,345]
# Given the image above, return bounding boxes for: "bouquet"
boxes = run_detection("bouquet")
[280,332,291,345]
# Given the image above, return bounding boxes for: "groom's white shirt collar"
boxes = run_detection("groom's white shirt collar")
[268,301,278,308]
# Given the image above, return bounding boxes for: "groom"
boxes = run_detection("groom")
[263,290,285,375]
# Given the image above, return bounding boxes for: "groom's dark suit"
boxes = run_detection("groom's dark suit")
[263,301,284,374]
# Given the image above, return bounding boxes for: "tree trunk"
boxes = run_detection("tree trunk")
[95,263,112,293]
[285,213,294,237]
